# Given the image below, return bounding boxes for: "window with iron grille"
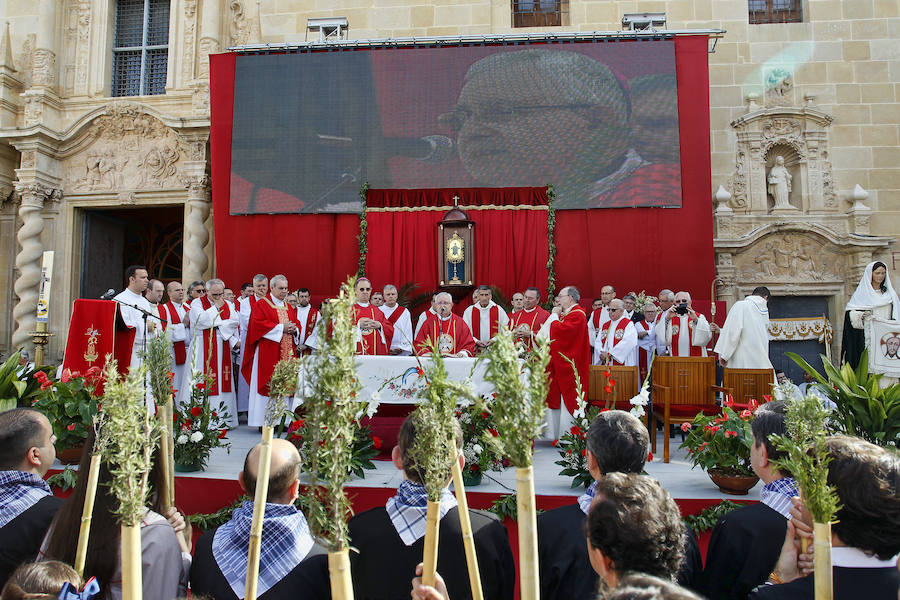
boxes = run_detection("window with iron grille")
[748,0,803,24]
[112,0,170,97]
[512,0,569,28]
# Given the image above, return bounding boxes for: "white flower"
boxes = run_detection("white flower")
[472,443,483,456]
[190,431,204,443]
[176,434,188,444]
[366,392,381,418]
[629,390,649,407]
[630,405,646,418]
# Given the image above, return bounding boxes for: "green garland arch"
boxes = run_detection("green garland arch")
[358,182,369,277]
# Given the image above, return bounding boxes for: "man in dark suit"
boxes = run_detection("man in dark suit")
[751,435,900,599]
[537,410,702,600]
[0,408,63,589]
[701,401,799,599]
[348,416,515,600]
[190,439,330,600]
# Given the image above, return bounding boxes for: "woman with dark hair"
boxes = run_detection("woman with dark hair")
[38,432,190,600]
[841,261,900,369]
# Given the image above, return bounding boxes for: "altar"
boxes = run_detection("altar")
[295,355,495,406]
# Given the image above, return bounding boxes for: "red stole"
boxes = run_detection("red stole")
[298,306,318,344]
[384,305,407,326]
[599,318,630,365]
[160,302,186,365]
[510,307,550,349]
[471,304,500,341]
[198,296,232,395]
[353,304,389,355]
[671,316,702,357]
[241,294,300,395]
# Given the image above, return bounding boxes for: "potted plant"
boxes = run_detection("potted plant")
[680,402,759,495]
[32,366,103,463]
[0,350,55,412]
[457,400,505,486]
[172,378,231,471]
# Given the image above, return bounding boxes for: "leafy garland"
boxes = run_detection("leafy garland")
[358,183,369,276]
[546,184,557,302]
[683,500,742,536]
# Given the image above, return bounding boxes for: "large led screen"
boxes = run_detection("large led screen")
[230,40,681,214]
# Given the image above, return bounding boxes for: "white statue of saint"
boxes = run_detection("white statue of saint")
[767,155,793,209]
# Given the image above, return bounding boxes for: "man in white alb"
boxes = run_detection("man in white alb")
[655,291,712,357]
[237,274,268,414]
[713,286,773,370]
[594,299,638,366]
[113,265,157,372]
[462,285,509,353]
[294,288,318,355]
[587,285,615,348]
[379,284,413,355]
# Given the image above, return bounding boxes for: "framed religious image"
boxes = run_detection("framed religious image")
[438,204,474,288]
[866,316,900,378]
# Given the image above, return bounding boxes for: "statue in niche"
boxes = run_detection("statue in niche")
[767,156,793,209]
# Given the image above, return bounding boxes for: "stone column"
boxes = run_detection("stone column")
[182,170,210,284]
[12,183,58,352]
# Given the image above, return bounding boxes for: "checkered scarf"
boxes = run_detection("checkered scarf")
[0,470,52,529]
[211,500,313,598]
[578,480,598,515]
[760,477,799,519]
[386,480,458,546]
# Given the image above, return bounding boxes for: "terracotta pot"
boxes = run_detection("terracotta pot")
[56,444,85,465]
[707,468,759,495]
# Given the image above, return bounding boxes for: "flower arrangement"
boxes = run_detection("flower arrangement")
[554,374,601,489]
[629,290,658,317]
[32,366,103,451]
[172,377,231,470]
[679,401,757,477]
[457,399,505,482]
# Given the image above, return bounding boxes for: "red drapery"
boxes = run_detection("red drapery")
[210,36,716,312]
[364,188,549,296]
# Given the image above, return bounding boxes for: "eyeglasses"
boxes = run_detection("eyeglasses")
[209,292,223,297]
[438,103,597,129]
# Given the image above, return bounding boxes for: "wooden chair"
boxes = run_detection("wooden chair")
[650,356,726,463]
[588,365,641,412]
[722,367,775,408]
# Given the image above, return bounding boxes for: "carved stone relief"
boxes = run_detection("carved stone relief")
[31,49,57,88]
[62,103,188,191]
[737,234,841,283]
[198,37,220,80]
[191,82,210,116]
[182,0,198,83]
[74,1,91,96]
[765,68,793,107]
[23,94,43,126]
[17,34,36,89]
[230,1,252,46]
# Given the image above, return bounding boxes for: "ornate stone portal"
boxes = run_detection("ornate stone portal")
[715,100,894,357]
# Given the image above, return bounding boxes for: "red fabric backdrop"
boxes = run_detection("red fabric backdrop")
[364,187,549,296]
[210,36,716,311]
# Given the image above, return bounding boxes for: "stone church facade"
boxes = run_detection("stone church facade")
[0,0,897,361]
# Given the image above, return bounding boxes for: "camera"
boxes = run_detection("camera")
[674,303,689,316]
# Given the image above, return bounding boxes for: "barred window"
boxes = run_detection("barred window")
[512,0,569,28]
[112,0,170,97]
[749,0,803,24]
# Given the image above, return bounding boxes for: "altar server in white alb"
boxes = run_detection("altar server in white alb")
[714,286,773,370]
[655,291,712,357]
[462,285,509,353]
[158,281,191,404]
[113,264,158,371]
[379,284,413,355]
[294,288,319,355]
[182,278,240,428]
[594,298,638,366]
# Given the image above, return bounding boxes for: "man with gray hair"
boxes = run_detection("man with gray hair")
[241,274,302,428]
[182,278,239,427]
[414,292,476,357]
[237,274,268,415]
[655,291,712,357]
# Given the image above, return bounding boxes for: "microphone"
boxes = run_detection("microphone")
[100,288,116,300]
[316,134,456,163]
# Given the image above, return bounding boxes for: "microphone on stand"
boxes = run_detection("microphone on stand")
[100,288,116,300]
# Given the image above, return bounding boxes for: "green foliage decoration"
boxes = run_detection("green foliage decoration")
[683,500,742,536]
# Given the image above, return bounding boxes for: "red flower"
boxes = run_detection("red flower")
[372,436,382,450]
[60,369,71,383]
[581,449,586,457]
[167,371,175,382]
[190,406,203,417]
[647,451,653,462]
[470,464,480,472]
[566,449,572,455]
[183,419,193,429]
[740,409,753,419]
[681,422,692,432]
[698,442,708,451]
[570,425,582,437]
[415,368,424,377]
[551,439,558,447]
[40,381,52,391]
[211,411,218,418]
[66,423,76,431]
[710,425,721,434]
[603,370,611,378]
[725,430,737,438]
[318,440,326,447]
[748,399,759,412]
[195,382,205,390]
[85,366,101,377]
[607,378,616,386]
[488,428,499,437]
[603,385,612,394]
[762,394,772,403]
[218,429,227,439]
[173,413,179,422]
[723,396,735,408]
[481,412,489,419]
[288,419,304,432]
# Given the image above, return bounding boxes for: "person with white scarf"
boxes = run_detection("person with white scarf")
[841,260,900,370]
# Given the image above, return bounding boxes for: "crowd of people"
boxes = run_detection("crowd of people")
[1,261,899,599]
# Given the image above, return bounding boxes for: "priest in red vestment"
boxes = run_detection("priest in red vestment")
[509,287,550,351]
[543,286,591,441]
[414,292,476,357]
[353,277,394,355]
[594,299,638,366]
[462,285,509,353]
[241,275,302,428]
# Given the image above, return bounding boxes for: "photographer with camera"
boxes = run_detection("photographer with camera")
[654,291,712,357]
